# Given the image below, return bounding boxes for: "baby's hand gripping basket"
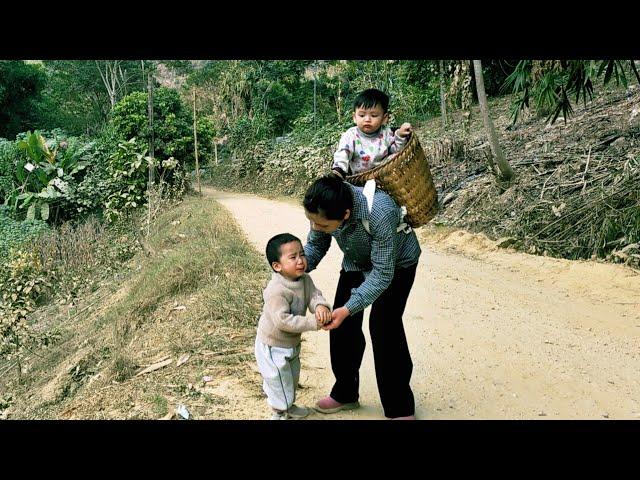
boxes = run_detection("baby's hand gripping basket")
[345,133,439,227]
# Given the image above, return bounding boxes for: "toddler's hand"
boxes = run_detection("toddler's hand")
[315,305,331,326]
[317,318,329,329]
[397,122,413,138]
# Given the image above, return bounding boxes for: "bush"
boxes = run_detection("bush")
[0,139,19,202]
[1,131,101,224]
[110,88,214,169]
[207,111,344,196]
[103,137,153,222]
[0,210,49,264]
[0,248,55,378]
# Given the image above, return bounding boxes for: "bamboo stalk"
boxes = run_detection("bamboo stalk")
[193,89,201,194]
[581,146,592,194]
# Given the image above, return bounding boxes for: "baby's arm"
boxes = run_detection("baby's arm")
[389,123,412,154]
[331,130,354,178]
[396,122,413,138]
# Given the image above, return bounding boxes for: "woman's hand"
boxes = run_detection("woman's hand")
[322,306,350,330]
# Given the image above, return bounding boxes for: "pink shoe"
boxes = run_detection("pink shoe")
[314,396,360,414]
[390,415,416,420]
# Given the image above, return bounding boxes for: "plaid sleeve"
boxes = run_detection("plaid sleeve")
[344,200,399,314]
[304,229,332,272]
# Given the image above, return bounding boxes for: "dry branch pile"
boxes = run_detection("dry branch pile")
[430,86,640,267]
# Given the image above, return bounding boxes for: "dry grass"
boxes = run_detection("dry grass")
[1,192,270,419]
[421,85,640,266]
[31,214,140,306]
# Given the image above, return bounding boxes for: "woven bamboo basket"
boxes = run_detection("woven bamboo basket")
[346,133,438,227]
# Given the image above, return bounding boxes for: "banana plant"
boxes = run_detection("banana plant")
[6,131,90,221]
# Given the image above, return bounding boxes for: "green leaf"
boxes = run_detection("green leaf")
[28,132,43,162]
[35,169,48,186]
[15,162,26,183]
[615,61,628,88]
[26,204,36,221]
[37,185,60,199]
[19,193,34,209]
[40,202,49,221]
[71,162,88,174]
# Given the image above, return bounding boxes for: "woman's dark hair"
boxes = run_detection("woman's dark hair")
[266,233,301,269]
[303,174,353,220]
[353,88,390,113]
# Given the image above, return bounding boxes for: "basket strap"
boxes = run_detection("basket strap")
[398,206,412,234]
[361,180,376,234]
[361,179,411,235]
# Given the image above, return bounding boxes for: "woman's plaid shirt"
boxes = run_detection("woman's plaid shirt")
[304,183,421,315]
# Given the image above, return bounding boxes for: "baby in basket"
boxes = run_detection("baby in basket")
[330,88,413,180]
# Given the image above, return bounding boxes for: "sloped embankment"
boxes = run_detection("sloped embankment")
[1,193,269,419]
[423,86,640,267]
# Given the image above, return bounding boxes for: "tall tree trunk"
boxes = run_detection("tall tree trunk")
[96,60,123,109]
[439,60,448,130]
[473,60,514,181]
[193,89,201,194]
[630,60,640,85]
[313,61,317,129]
[147,62,155,185]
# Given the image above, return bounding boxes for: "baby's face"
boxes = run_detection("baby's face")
[353,104,388,135]
[273,241,308,280]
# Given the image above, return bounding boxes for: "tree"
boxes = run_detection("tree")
[110,87,213,168]
[95,60,141,109]
[39,61,107,134]
[473,60,514,182]
[503,60,640,125]
[40,60,145,135]
[439,60,448,129]
[144,60,155,184]
[0,61,46,139]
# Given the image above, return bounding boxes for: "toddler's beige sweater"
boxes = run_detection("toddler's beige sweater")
[256,272,331,348]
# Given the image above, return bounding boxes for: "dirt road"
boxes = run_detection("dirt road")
[206,187,640,420]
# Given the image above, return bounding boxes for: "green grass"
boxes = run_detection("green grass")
[149,394,168,417]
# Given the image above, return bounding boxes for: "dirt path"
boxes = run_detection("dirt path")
[206,187,640,420]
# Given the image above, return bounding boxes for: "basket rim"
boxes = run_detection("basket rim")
[345,132,421,182]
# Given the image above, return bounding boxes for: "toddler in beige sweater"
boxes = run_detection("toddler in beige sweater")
[254,233,331,420]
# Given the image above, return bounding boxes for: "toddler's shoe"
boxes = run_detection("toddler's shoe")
[314,396,360,414]
[270,410,289,420]
[286,404,311,419]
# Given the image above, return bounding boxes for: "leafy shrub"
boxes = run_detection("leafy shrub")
[1,131,96,223]
[0,210,49,264]
[110,87,214,168]
[0,139,20,201]
[0,248,55,378]
[103,138,153,222]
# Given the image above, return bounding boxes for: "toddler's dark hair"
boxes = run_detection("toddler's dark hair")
[266,233,302,270]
